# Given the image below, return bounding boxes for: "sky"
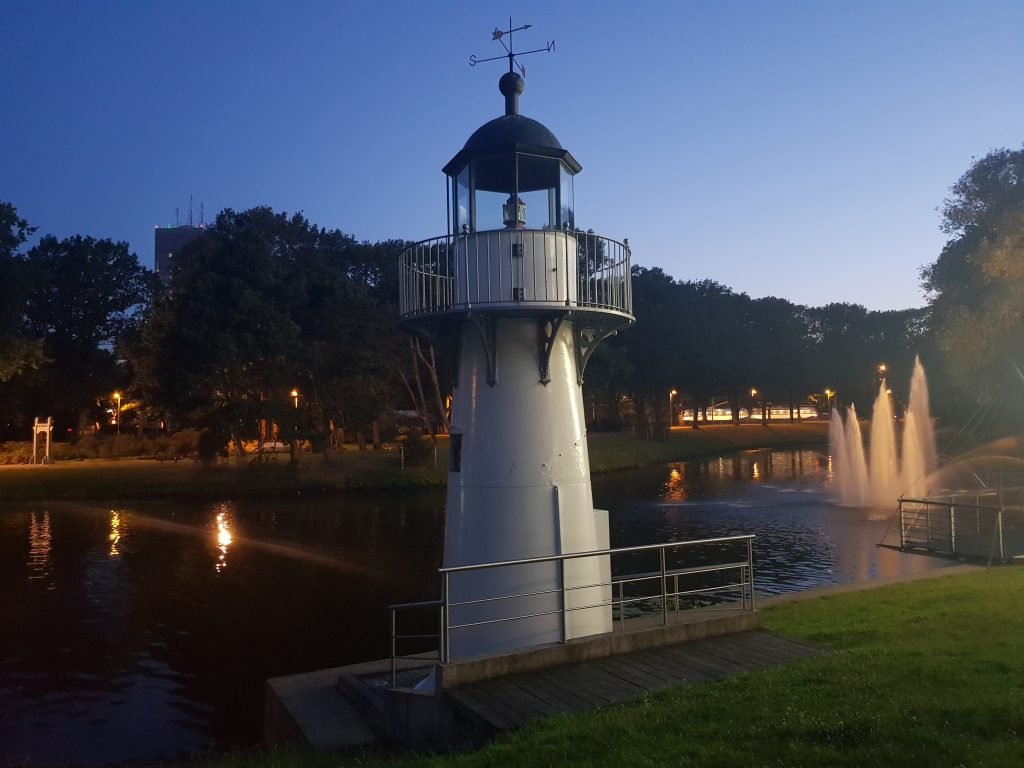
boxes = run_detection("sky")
[2,0,1022,311]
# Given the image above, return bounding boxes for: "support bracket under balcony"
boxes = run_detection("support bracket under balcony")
[467,314,498,386]
[574,324,619,385]
[537,313,569,386]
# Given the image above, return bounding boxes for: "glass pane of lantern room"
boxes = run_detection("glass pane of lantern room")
[454,167,470,233]
[516,154,560,230]
[471,154,515,231]
[560,165,575,230]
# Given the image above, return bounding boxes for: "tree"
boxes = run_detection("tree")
[747,297,812,421]
[128,207,407,455]
[7,234,152,435]
[0,203,44,383]
[923,146,1024,426]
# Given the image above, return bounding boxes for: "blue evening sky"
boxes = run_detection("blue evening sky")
[3,0,1022,310]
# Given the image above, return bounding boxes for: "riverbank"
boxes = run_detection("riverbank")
[199,564,1024,768]
[0,422,828,502]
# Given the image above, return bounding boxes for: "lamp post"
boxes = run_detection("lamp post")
[877,363,887,380]
[825,388,834,413]
[668,389,677,428]
[113,391,121,434]
[291,389,299,409]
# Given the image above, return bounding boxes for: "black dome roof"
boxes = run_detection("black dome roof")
[463,114,563,154]
[443,113,580,177]
[442,73,581,177]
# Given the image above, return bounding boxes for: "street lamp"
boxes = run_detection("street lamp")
[291,389,299,409]
[113,391,121,434]
[877,363,887,380]
[825,388,834,412]
[668,389,677,427]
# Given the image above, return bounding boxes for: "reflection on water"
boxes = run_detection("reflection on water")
[212,503,234,573]
[594,448,949,595]
[27,510,54,588]
[1,447,952,766]
[0,493,445,767]
[109,510,122,557]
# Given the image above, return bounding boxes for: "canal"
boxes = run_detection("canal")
[0,447,950,765]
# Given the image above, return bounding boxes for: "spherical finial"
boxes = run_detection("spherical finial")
[499,71,525,97]
[499,71,525,115]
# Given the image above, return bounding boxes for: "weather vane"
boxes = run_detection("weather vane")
[469,18,555,77]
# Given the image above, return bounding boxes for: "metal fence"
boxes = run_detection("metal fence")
[398,229,633,320]
[389,534,755,687]
[899,488,1024,561]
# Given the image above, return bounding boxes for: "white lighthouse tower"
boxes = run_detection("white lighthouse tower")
[399,45,633,660]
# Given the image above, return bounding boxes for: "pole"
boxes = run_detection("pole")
[660,548,668,626]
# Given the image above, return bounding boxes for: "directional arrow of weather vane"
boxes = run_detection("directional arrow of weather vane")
[469,18,555,77]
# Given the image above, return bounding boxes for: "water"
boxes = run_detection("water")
[831,357,939,506]
[0,494,444,766]
[0,448,950,765]
[592,448,948,595]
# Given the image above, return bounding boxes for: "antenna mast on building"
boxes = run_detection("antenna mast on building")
[189,193,194,227]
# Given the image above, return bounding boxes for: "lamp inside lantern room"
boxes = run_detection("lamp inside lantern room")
[502,195,526,229]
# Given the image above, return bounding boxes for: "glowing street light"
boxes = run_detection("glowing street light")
[668,389,677,427]
[825,388,834,412]
[290,389,299,409]
[113,391,122,434]
[877,363,888,379]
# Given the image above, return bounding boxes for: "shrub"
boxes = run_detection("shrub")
[401,429,436,466]
[196,428,228,466]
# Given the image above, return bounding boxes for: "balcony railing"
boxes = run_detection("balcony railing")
[388,534,756,687]
[399,229,633,321]
[898,489,1024,562]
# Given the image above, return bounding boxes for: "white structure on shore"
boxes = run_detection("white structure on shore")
[398,66,634,659]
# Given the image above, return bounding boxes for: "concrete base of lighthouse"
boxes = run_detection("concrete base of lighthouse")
[443,316,612,660]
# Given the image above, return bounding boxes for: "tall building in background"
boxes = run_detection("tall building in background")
[154,224,204,283]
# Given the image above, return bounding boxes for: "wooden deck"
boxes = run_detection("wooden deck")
[445,629,823,733]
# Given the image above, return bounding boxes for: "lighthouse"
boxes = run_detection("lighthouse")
[399,43,634,660]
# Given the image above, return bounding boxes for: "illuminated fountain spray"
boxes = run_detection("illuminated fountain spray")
[830,357,938,507]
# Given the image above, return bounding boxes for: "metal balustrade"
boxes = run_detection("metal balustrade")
[389,535,755,687]
[399,229,633,321]
[898,488,1024,561]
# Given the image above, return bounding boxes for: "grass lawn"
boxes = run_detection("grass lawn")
[198,566,1024,768]
[0,422,828,502]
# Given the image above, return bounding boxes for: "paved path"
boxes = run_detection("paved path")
[446,629,823,733]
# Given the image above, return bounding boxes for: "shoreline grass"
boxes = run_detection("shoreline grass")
[0,422,828,503]
[197,566,1024,768]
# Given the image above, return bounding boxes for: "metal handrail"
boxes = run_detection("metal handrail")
[398,229,633,320]
[388,534,755,686]
[389,600,443,688]
[897,493,1024,562]
[440,534,755,573]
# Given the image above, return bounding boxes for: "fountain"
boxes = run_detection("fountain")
[830,357,938,507]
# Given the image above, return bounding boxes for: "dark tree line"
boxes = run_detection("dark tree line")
[2,144,1021,448]
[585,268,929,433]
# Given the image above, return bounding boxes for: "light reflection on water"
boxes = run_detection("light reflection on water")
[0,447,952,766]
[109,510,122,557]
[595,447,950,595]
[27,510,54,587]
[212,503,234,573]
[0,493,445,766]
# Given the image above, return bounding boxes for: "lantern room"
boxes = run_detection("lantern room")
[443,72,579,235]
